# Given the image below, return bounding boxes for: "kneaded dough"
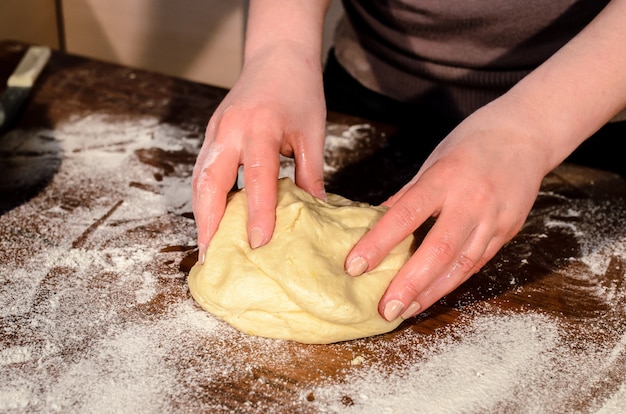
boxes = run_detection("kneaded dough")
[188,178,416,344]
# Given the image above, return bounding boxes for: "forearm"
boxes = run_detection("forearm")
[490,0,626,171]
[245,0,331,63]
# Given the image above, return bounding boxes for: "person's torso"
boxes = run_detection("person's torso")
[334,0,609,116]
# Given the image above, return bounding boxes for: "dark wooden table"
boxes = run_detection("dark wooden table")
[1,40,625,413]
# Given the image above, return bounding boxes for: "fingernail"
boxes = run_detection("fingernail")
[401,301,421,319]
[198,244,207,264]
[249,226,265,249]
[346,256,368,277]
[383,300,404,321]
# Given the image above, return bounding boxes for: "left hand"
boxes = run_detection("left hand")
[344,103,551,321]
[350,0,626,321]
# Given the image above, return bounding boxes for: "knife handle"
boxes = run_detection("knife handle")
[7,46,52,88]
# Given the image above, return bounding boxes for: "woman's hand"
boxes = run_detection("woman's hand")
[345,103,551,320]
[192,43,327,263]
[192,0,330,263]
[346,0,626,321]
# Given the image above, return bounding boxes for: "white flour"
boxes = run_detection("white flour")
[308,311,626,413]
[0,114,624,413]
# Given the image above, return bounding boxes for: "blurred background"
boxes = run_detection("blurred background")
[0,0,343,89]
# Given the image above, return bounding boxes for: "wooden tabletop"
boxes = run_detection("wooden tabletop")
[1,40,625,413]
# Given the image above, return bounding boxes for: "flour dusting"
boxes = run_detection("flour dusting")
[0,114,624,413]
[309,310,625,413]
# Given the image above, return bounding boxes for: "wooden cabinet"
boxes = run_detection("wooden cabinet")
[1,1,343,89]
[61,0,245,88]
[0,0,60,49]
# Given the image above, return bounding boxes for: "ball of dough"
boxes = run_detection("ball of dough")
[188,178,416,344]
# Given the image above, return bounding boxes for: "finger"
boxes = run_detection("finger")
[397,229,493,319]
[414,232,511,318]
[192,142,240,263]
[376,208,480,321]
[345,178,442,277]
[243,134,281,249]
[293,129,326,200]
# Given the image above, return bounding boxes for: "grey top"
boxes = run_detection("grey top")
[334,0,609,118]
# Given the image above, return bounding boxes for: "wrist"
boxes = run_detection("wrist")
[245,0,329,63]
[480,92,583,175]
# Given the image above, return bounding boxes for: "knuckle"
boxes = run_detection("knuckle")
[400,276,422,299]
[384,273,421,304]
[471,257,490,275]
[472,178,496,199]
[454,252,477,275]
[213,105,280,139]
[353,238,387,270]
[192,161,208,185]
[369,242,387,261]
[214,106,245,131]
[427,238,456,264]
[464,181,496,209]
[192,162,216,192]
[389,203,421,233]
[245,106,283,133]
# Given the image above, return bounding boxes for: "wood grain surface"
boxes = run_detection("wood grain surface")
[1,41,625,413]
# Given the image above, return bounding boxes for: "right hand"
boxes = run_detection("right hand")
[192,43,327,263]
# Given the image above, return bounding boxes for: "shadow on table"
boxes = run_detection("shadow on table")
[0,127,62,215]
